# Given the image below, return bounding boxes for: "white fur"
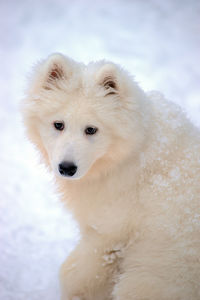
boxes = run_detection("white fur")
[22,53,200,300]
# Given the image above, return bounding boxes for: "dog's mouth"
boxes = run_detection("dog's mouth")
[55,157,97,181]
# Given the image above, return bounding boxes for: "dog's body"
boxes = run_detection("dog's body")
[23,54,200,300]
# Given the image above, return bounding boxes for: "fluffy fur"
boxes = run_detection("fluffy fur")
[22,53,200,300]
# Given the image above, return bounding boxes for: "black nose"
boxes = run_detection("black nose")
[58,161,77,177]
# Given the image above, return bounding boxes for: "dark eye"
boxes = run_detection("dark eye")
[85,126,98,135]
[53,121,65,131]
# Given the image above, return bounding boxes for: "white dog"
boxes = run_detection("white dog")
[22,53,200,300]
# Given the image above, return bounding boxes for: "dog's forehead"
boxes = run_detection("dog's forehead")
[50,87,99,119]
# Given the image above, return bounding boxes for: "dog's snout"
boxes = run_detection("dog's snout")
[58,161,77,177]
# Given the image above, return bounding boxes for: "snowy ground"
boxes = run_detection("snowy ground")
[0,1,200,299]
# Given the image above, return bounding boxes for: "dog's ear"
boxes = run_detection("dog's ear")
[97,64,119,96]
[29,53,74,92]
[48,64,65,81]
[42,53,71,90]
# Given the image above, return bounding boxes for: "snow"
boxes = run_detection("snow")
[0,0,200,299]
[169,167,180,180]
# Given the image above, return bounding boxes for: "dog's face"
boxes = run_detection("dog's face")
[38,99,112,180]
[23,54,147,180]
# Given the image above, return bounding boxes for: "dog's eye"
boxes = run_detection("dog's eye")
[85,126,98,135]
[53,121,65,131]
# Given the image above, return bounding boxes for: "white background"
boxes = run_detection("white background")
[0,1,200,299]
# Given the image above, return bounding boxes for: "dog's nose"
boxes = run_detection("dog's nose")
[58,161,77,177]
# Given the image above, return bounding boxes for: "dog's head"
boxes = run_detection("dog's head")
[23,54,149,180]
